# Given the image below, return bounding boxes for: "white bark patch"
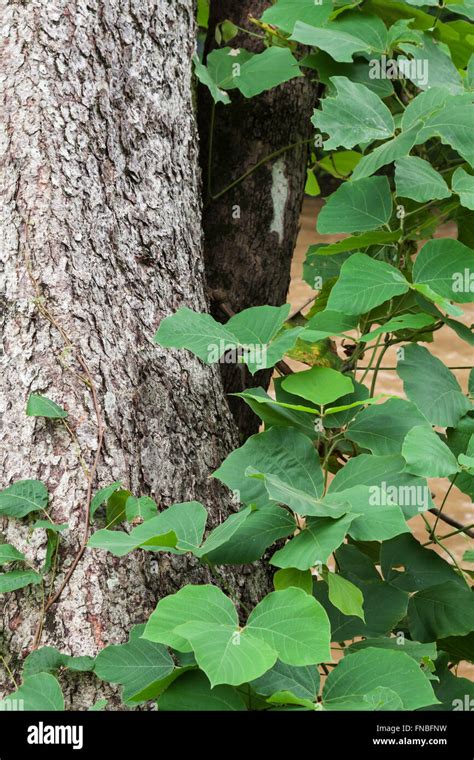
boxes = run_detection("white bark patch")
[269,157,289,244]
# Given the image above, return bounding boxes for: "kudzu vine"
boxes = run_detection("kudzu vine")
[1,0,474,712]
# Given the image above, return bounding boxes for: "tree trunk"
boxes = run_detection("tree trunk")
[199,0,317,439]
[0,0,268,708]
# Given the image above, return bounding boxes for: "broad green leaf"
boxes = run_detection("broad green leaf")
[386,18,424,50]
[32,520,68,533]
[250,470,351,518]
[271,514,357,570]
[282,367,354,406]
[105,487,132,528]
[381,533,465,592]
[311,230,400,255]
[346,398,430,455]
[193,508,251,559]
[274,568,313,595]
[416,100,474,166]
[402,425,460,478]
[0,569,42,594]
[290,22,372,62]
[26,393,68,419]
[236,47,303,98]
[395,156,451,202]
[351,128,420,181]
[397,344,471,427]
[311,77,394,150]
[195,504,295,565]
[193,55,230,104]
[452,167,474,210]
[0,544,25,564]
[318,150,362,179]
[399,35,464,93]
[125,495,158,522]
[322,648,437,710]
[359,313,436,342]
[213,427,324,508]
[413,238,474,304]
[23,647,94,678]
[302,311,359,342]
[333,11,388,53]
[347,637,437,663]
[430,663,474,711]
[154,307,237,363]
[159,670,246,711]
[408,582,474,642]
[0,479,48,518]
[0,673,64,711]
[317,176,393,234]
[231,388,318,440]
[94,625,175,703]
[88,501,206,557]
[305,50,394,98]
[402,87,450,132]
[327,573,365,621]
[251,660,320,701]
[206,47,254,91]
[90,481,122,519]
[261,0,332,33]
[327,254,409,316]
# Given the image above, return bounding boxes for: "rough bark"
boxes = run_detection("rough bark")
[0,0,269,708]
[199,0,318,439]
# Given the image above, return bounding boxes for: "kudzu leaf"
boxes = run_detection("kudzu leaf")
[248,470,351,519]
[397,344,472,427]
[351,127,420,181]
[26,393,68,419]
[395,156,451,202]
[251,660,319,701]
[273,568,313,595]
[290,22,372,63]
[402,425,460,478]
[302,310,359,342]
[270,514,357,570]
[413,238,474,304]
[317,176,393,234]
[232,388,318,440]
[322,648,438,711]
[452,167,474,210]
[0,479,48,519]
[381,534,465,592]
[327,254,409,316]
[193,55,230,104]
[347,637,437,664]
[311,77,394,150]
[158,670,246,711]
[408,582,474,642]
[317,150,362,179]
[235,47,303,98]
[0,673,64,711]
[23,647,94,678]
[415,100,474,166]
[213,427,324,508]
[90,481,122,519]
[399,35,464,93]
[261,0,332,33]
[282,367,353,407]
[32,520,68,533]
[0,544,25,565]
[94,625,175,703]
[206,47,253,91]
[0,570,42,594]
[125,496,158,522]
[359,313,436,342]
[154,307,236,363]
[346,398,430,455]
[327,573,365,621]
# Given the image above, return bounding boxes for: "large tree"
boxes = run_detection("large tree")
[0,0,268,707]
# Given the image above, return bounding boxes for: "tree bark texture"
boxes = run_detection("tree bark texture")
[0,0,269,708]
[199,0,318,439]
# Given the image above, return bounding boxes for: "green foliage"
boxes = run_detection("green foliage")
[4,0,474,713]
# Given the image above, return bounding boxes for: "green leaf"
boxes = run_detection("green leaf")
[399,35,464,93]
[413,238,474,304]
[327,254,409,316]
[90,481,122,519]
[193,55,230,104]
[305,169,320,197]
[158,670,246,711]
[88,501,207,557]
[322,648,438,710]
[318,150,362,179]
[282,367,354,406]
[195,504,295,565]
[213,427,324,508]
[94,625,175,703]
[232,388,318,440]
[0,673,64,711]
[274,568,313,595]
[359,313,436,342]
[0,569,42,594]
[346,397,430,455]
[206,47,254,91]
[235,47,303,98]
[251,660,319,701]
[302,311,359,342]
[290,22,372,63]
[452,167,474,210]
[381,534,464,592]
[125,496,158,522]
[0,544,25,565]
[261,0,332,33]
[317,176,393,234]
[312,230,401,256]
[347,637,437,664]
[26,393,68,419]
[402,425,460,478]
[32,520,68,533]
[311,77,394,150]
[154,307,236,363]
[408,582,474,642]
[327,573,365,621]
[397,344,471,427]
[250,470,351,519]
[395,156,451,202]
[0,479,48,519]
[415,99,474,166]
[270,514,357,570]
[23,647,94,678]
[351,128,420,181]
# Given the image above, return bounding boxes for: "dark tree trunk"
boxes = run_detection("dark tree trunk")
[199,0,318,439]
